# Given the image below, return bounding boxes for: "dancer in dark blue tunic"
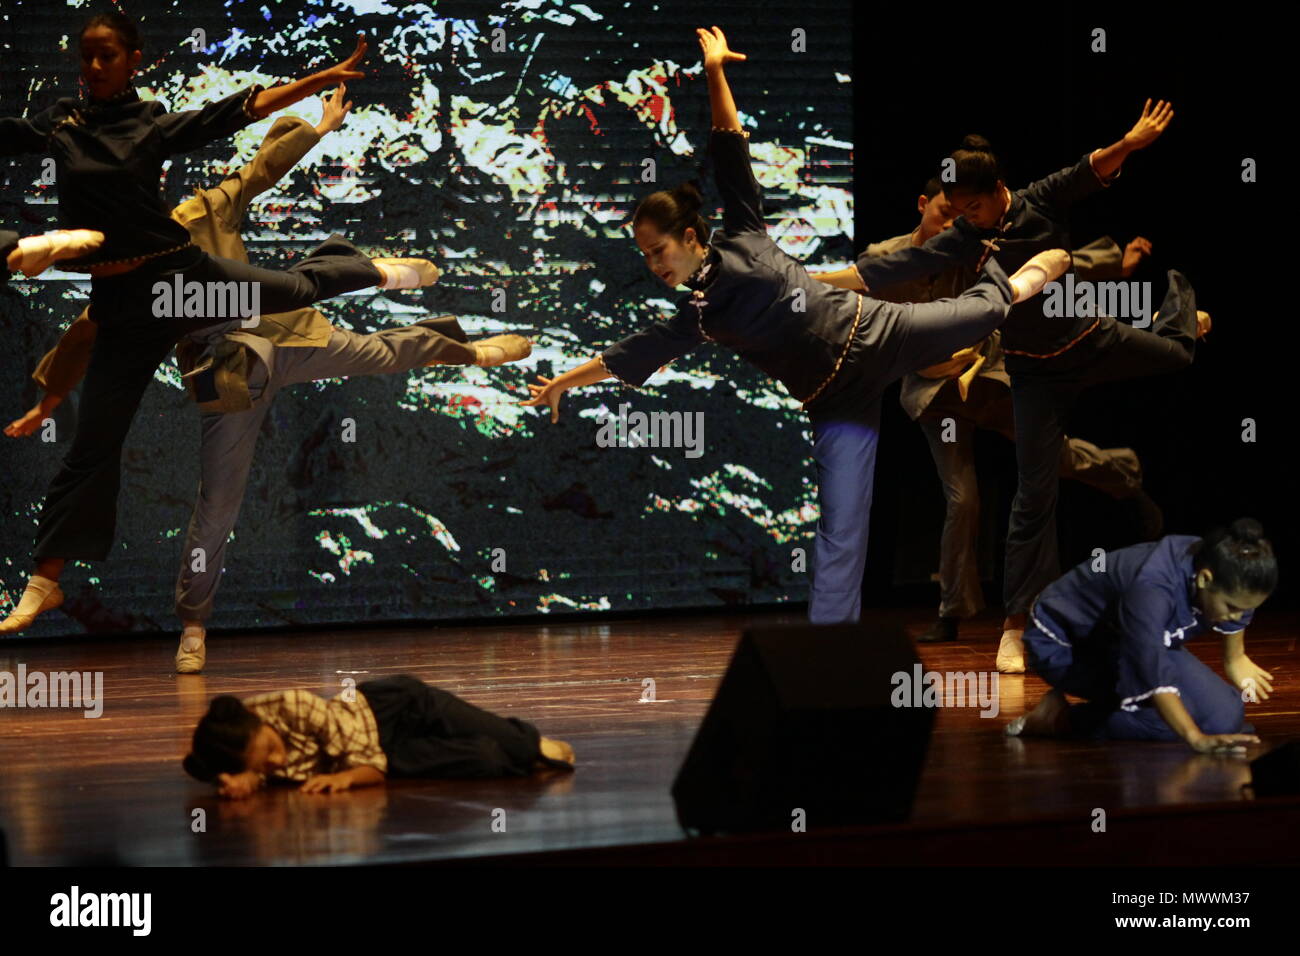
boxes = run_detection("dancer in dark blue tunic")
[1007,519,1276,753]
[521,27,1070,624]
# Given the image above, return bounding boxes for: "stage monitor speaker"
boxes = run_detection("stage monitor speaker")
[671,622,935,835]
[1250,740,1300,796]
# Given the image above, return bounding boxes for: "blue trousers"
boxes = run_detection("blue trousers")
[1024,626,1245,740]
[806,263,1015,623]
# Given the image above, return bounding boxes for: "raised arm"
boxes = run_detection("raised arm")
[249,33,367,120]
[695,27,766,237]
[1091,98,1174,181]
[155,36,364,157]
[698,27,746,131]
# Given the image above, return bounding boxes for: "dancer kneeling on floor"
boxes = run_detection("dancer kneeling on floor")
[1007,518,1276,754]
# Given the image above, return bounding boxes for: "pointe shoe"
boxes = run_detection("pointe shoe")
[1008,248,1071,303]
[995,629,1026,674]
[473,334,532,367]
[175,626,207,674]
[1196,310,1211,339]
[0,582,65,634]
[373,258,441,289]
[19,230,106,277]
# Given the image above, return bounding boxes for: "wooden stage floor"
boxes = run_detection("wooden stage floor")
[1,608,1297,866]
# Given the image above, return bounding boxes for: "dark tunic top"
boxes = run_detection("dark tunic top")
[853,153,1116,358]
[601,129,863,408]
[0,85,261,269]
[1030,535,1254,712]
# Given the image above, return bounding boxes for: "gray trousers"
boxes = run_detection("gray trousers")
[173,324,476,623]
[917,376,1141,619]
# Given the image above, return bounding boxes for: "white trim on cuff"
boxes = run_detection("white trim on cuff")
[1120,685,1180,712]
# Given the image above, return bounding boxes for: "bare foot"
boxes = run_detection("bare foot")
[1018,689,1070,737]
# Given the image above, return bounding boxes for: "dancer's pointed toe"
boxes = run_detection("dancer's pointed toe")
[473,334,532,367]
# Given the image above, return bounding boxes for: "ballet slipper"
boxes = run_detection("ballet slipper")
[473,334,532,367]
[0,578,65,634]
[17,230,106,277]
[175,625,207,674]
[995,628,1026,674]
[373,258,441,289]
[1008,248,1071,304]
[1196,310,1211,339]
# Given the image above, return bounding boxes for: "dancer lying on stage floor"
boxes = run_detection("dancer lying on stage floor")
[1006,519,1275,754]
[522,26,1071,626]
[0,14,447,637]
[184,675,575,797]
[820,119,1205,674]
[3,88,531,670]
[838,177,1167,645]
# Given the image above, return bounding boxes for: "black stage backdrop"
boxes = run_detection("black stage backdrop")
[854,11,1292,612]
[0,0,852,636]
[0,3,1289,638]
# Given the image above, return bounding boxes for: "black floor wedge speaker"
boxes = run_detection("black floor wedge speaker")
[672,622,935,835]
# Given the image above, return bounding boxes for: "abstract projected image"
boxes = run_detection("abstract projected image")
[0,1,853,636]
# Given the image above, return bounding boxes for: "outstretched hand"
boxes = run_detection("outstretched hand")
[322,32,367,84]
[1121,236,1152,277]
[4,405,46,438]
[1124,98,1174,150]
[520,376,564,424]
[697,26,747,71]
[317,83,354,134]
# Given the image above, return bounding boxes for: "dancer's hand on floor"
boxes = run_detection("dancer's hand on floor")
[521,376,565,423]
[217,771,261,799]
[1189,733,1260,755]
[1225,654,1274,702]
[1124,99,1174,150]
[301,772,354,794]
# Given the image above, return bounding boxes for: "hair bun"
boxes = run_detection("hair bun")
[959,134,993,153]
[671,181,703,212]
[1230,517,1265,544]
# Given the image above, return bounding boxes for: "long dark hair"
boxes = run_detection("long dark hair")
[79,11,144,53]
[633,181,710,245]
[182,696,263,782]
[943,134,1001,197]
[1191,518,1278,596]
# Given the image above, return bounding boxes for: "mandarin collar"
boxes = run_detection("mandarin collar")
[81,85,141,109]
[684,245,717,290]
